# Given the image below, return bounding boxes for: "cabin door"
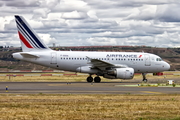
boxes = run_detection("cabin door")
[145,54,151,66]
[51,52,57,64]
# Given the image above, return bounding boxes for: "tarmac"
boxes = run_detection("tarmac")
[0,81,180,94]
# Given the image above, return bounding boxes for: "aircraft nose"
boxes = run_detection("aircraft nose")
[163,62,170,71]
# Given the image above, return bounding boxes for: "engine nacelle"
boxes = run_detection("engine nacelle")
[104,68,134,79]
[76,66,99,74]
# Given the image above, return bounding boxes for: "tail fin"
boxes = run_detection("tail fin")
[14,15,51,52]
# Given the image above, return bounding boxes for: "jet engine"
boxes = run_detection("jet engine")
[103,68,134,79]
[76,66,99,74]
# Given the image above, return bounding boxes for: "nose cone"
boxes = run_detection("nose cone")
[163,62,170,71]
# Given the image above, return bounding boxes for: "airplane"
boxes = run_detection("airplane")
[12,15,170,83]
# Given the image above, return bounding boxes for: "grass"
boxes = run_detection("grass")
[0,72,180,119]
[0,94,180,120]
[0,72,179,82]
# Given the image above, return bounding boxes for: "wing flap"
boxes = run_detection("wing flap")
[87,57,126,70]
[91,59,114,67]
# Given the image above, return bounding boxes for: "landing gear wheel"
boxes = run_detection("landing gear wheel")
[87,76,93,83]
[143,79,147,83]
[94,76,101,83]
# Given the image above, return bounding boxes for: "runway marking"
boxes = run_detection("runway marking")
[48,83,77,86]
[141,91,163,94]
[115,85,138,87]
[48,84,67,86]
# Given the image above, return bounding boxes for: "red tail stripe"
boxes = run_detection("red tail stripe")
[18,31,33,48]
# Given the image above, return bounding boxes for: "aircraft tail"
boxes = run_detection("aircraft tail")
[14,15,51,52]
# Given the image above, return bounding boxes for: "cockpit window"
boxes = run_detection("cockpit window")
[156,58,162,61]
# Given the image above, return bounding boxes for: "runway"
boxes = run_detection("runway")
[0,82,180,94]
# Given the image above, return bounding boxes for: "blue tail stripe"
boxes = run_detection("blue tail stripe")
[16,20,39,48]
[15,16,46,49]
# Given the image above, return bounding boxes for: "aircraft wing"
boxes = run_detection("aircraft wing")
[87,57,127,70]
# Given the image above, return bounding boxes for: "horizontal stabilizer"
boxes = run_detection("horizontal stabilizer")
[20,53,39,58]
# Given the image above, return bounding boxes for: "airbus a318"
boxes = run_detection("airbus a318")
[12,15,170,83]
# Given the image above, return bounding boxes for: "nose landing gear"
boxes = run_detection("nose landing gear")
[142,73,147,83]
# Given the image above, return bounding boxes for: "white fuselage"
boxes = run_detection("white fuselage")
[12,51,170,73]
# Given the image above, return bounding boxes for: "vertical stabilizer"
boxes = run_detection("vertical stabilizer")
[15,15,51,52]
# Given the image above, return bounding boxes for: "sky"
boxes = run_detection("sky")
[1,0,180,48]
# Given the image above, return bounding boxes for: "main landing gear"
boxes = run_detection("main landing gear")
[86,75,101,83]
[142,73,147,83]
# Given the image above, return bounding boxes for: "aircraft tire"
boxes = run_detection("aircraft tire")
[143,79,147,83]
[94,76,101,83]
[87,76,93,83]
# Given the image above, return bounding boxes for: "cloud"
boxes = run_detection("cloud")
[125,2,180,22]
[87,37,117,46]
[156,4,180,22]
[1,0,180,48]
[2,0,40,7]
[61,11,88,19]
[39,33,56,45]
